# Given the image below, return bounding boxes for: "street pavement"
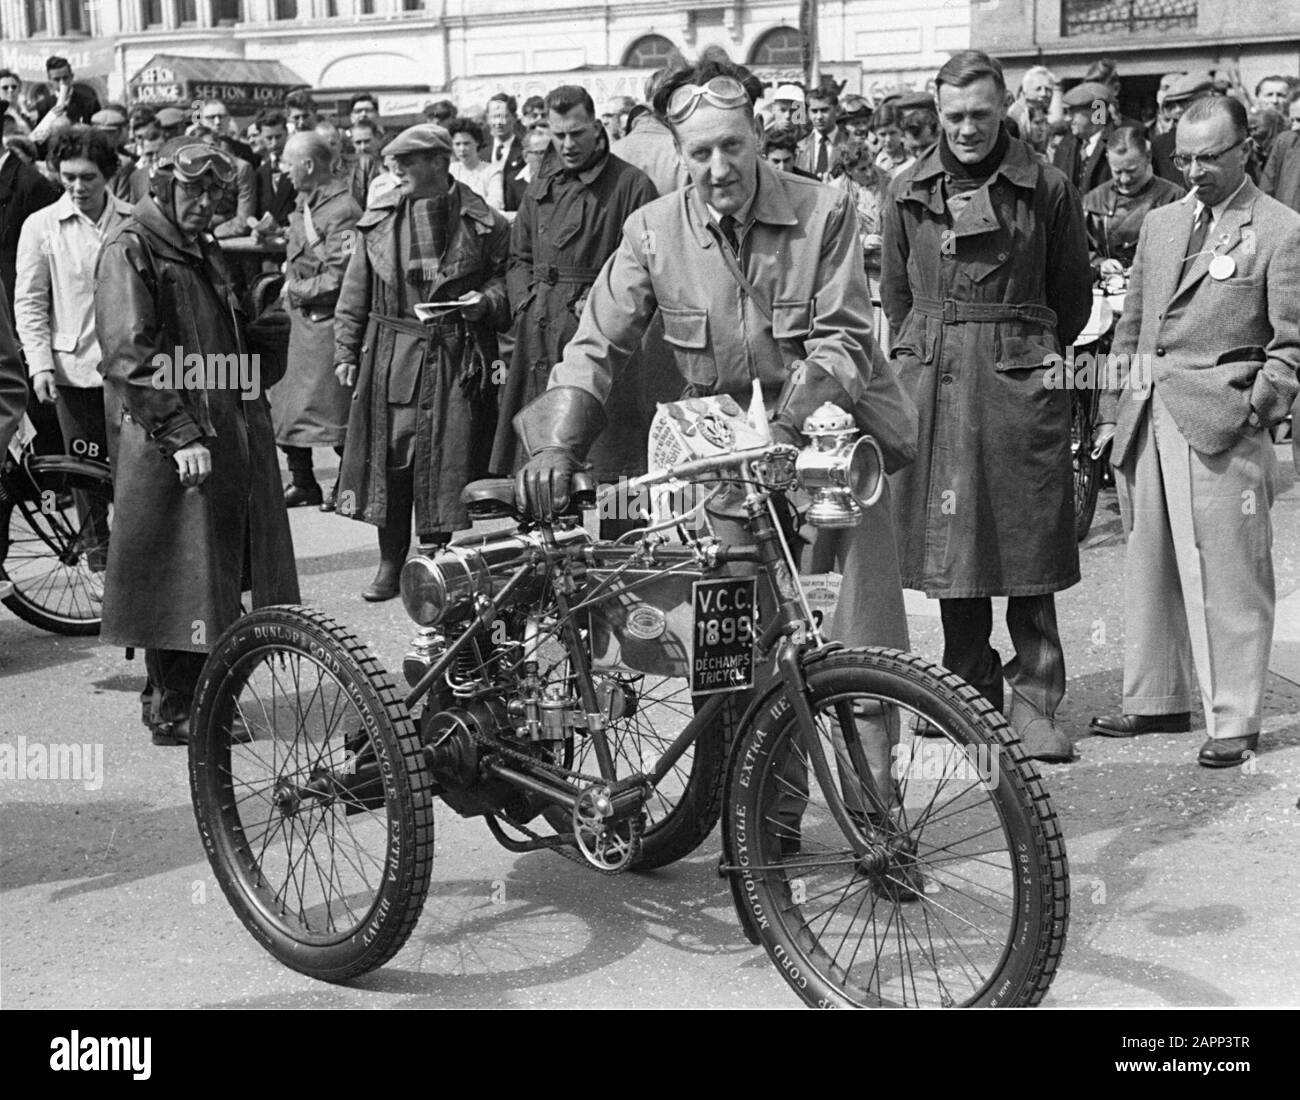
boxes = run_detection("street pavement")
[2,447,1298,1010]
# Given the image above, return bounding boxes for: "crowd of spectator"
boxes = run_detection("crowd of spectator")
[0,47,1297,759]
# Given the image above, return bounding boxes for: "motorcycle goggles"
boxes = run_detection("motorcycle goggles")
[665,76,751,124]
[158,143,238,185]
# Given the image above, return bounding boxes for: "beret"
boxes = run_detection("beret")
[91,108,128,127]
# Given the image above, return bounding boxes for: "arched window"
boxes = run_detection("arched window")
[749,27,806,67]
[623,34,676,69]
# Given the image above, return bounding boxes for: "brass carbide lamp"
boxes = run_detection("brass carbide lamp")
[796,403,884,528]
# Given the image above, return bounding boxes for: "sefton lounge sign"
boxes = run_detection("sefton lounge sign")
[130,65,294,110]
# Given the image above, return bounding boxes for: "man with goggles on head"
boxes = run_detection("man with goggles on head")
[512,55,918,853]
[93,136,300,746]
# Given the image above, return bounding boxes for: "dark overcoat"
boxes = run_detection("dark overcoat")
[94,197,300,652]
[333,183,510,532]
[880,137,1092,598]
[271,178,361,447]
[490,153,658,480]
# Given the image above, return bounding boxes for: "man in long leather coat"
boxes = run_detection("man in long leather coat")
[333,124,510,601]
[94,138,300,744]
[880,51,1092,761]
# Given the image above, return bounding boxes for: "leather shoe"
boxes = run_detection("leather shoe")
[319,483,337,512]
[284,483,323,508]
[1090,711,1191,737]
[1016,717,1076,763]
[150,716,190,746]
[1197,734,1259,768]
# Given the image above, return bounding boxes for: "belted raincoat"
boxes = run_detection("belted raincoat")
[880,136,1092,598]
[333,182,510,532]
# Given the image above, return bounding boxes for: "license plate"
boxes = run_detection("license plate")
[690,576,757,695]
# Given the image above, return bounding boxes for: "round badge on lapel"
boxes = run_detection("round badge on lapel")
[1209,254,1235,280]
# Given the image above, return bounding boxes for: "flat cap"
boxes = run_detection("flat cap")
[896,91,937,113]
[155,106,188,128]
[771,83,805,104]
[91,107,128,127]
[381,123,452,158]
[1063,81,1115,108]
[1163,74,1214,104]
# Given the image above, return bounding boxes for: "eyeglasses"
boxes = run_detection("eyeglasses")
[1171,137,1248,171]
[665,76,750,124]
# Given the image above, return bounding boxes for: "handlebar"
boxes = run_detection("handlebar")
[596,443,798,509]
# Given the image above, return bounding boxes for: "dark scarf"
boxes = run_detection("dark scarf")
[939,124,1011,182]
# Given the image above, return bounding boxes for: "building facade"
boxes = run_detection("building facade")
[0,0,973,111]
[975,0,1300,119]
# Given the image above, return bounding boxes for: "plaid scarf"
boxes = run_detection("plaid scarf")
[406,193,450,284]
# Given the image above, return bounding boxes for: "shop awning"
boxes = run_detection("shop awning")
[128,55,309,114]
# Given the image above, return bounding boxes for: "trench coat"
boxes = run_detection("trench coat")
[490,153,659,481]
[880,137,1092,598]
[94,197,300,652]
[270,178,361,447]
[333,182,510,532]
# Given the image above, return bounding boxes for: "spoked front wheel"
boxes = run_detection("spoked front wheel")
[189,606,436,981]
[723,649,1069,1008]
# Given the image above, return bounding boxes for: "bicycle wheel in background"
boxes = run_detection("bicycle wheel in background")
[0,457,112,635]
[723,648,1069,1008]
[1071,390,1102,541]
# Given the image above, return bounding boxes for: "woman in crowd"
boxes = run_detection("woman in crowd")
[448,117,505,210]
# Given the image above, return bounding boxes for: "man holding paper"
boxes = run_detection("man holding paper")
[333,124,511,601]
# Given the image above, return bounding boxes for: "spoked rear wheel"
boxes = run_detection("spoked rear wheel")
[724,649,1069,1008]
[189,606,435,981]
[0,457,112,635]
[543,669,733,871]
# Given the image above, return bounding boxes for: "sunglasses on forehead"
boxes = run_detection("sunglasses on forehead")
[665,75,750,124]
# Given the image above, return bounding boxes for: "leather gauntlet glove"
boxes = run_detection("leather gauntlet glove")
[512,385,608,520]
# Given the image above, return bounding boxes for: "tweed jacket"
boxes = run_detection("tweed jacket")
[1102,178,1300,465]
